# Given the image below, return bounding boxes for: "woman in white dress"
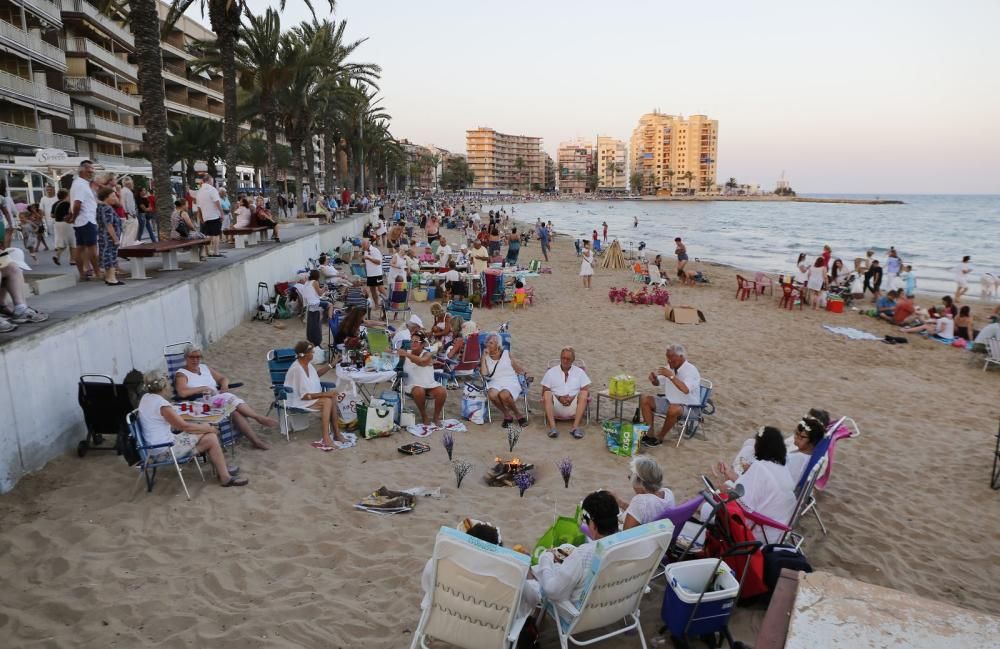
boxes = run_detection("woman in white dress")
[580,242,595,289]
[283,341,356,451]
[614,456,675,530]
[174,344,275,450]
[480,333,530,428]
[397,332,447,425]
[711,426,796,542]
[793,253,809,284]
[805,256,827,309]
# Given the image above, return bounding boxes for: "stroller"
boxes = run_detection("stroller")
[77,373,142,457]
[827,273,857,308]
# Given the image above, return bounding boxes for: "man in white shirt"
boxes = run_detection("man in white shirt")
[533,490,620,606]
[362,237,385,303]
[69,160,100,281]
[639,344,702,447]
[38,185,58,248]
[541,346,591,439]
[195,175,224,257]
[470,240,489,274]
[436,236,453,269]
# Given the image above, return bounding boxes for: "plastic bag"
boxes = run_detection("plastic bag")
[461,385,487,425]
[531,505,586,565]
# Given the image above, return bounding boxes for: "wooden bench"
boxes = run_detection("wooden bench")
[117,239,210,279]
[223,226,270,249]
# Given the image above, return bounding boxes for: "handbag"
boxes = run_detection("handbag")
[461,384,487,425]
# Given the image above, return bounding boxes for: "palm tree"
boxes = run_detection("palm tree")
[725,177,737,194]
[629,171,643,194]
[604,160,615,190]
[665,168,675,193]
[168,116,223,188]
[514,156,525,191]
[429,153,441,191]
[682,170,694,195]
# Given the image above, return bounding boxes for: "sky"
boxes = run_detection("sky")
[200,0,1000,194]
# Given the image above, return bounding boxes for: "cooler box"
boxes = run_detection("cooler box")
[827,297,844,313]
[662,559,740,637]
[427,286,437,300]
[379,390,401,424]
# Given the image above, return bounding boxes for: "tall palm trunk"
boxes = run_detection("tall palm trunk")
[289,135,304,206]
[209,0,240,197]
[263,103,278,196]
[323,133,335,194]
[130,0,171,240]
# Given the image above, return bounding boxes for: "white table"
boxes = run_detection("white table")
[335,366,397,402]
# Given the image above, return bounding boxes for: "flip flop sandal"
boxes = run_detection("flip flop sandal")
[548,429,559,439]
[221,476,249,487]
[226,465,240,476]
[571,429,585,439]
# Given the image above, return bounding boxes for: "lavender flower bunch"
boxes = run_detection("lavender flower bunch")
[507,425,521,453]
[556,457,573,488]
[453,460,473,488]
[514,471,536,497]
[442,432,454,460]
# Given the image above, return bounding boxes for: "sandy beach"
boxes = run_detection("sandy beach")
[1,227,998,649]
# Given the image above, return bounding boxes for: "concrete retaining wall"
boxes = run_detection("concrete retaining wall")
[0,216,370,492]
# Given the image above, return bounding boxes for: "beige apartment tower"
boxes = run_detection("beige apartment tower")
[596,136,626,192]
[556,139,592,194]
[466,127,544,192]
[629,112,718,195]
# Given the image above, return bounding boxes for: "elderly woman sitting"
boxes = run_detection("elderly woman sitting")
[284,340,355,451]
[731,409,828,484]
[174,344,275,450]
[397,331,447,425]
[614,456,675,530]
[480,333,530,428]
[138,372,247,487]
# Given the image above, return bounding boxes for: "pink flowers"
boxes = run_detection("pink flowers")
[609,286,670,306]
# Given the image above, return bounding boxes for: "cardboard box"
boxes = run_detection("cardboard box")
[667,305,700,324]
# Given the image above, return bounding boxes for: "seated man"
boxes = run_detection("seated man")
[541,346,591,440]
[397,332,447,426]
[892,291,916,326]
[421,522,540,621]
[0,246,48,332]
[533,490,620,604]
[337,237,355,263]
[391,313,422,349]
[443,261,466,299]
[639,344,702,447]
[876,289,898,322]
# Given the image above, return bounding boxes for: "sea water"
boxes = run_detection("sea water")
[505,195,1000,297]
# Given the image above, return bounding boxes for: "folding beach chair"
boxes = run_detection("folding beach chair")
[164,342,241,452]
[654,378,714,447]
[436,331,482,389]
[984,339,1000,372]
[739,456,828,549]
[799,416,860,534]
[382,284,411,325]
[477,333,529,422]
[410,526,534,649]
[127,410,205,500]
[539,520,673,649]
[350,262,367,279]
[446,298,474,322]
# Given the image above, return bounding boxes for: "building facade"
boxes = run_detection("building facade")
[557,138,592,194]
[543,152,555,192]
[628,111,718,195]
[596,135,626,192]
[465,127,543,192]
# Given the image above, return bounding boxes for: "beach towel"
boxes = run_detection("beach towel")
[822,325,881,341]
[407,418,467,437]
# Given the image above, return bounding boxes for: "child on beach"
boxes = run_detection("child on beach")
[901,264,916,298]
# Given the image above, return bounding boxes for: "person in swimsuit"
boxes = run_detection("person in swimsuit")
[674,237,689,283]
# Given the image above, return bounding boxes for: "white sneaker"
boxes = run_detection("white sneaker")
[0,316,16,333]
[11,307,48,324]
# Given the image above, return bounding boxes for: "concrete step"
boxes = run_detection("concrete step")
[25,273,77,296]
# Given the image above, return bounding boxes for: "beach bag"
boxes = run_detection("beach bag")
[531,505,586,565]
[336,382,361,430]
[603,420,644,457]
[358,399,393,439]
[461,384,487,425]
[412,288,428,302]
[379,390,401,424]
[120,217,139,247]
[762,543,813,593]
[608,374,636,398]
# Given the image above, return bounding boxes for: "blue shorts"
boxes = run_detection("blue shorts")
[75,222,97,246]
[655,396,694,415]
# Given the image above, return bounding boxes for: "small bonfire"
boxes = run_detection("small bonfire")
[485,456,535,487]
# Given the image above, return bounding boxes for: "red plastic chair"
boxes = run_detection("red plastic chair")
[735,275,757,301]
[778,283,803,310]
[754,272,775,296]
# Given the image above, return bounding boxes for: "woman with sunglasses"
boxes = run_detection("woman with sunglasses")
[283,340,355,451]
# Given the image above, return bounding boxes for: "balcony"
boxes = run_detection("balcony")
[164,99,222,121]
[160,39,192,61]
[20,0,62,25]
[0,121,75,150]
[64,76,140,113]
[0,69,71,114]
[59,0,133,49]
[162,63,222,99]
[92,152,149,168]
[71,114,144,142]
[0,19,66,71]
[63,37,137,80]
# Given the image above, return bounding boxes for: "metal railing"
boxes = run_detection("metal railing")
[72,114,144,141]
[20,0,62,25]
[93,152,149,168]
[59,0,133,47]
[164,99,222,121]
[0,69,71,111]
[0,19,66,69]
[0,121,75,150]
[63,37,137,79]
[64,76,140,112]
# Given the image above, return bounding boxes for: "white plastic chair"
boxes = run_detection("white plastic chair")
[411,526,533,649]
[648,265,668,287]
[539,520,673,649]
[984,339,1000,372]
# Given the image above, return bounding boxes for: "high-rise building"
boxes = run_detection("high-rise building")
[543,152,555,192]
[629,112,717,195]
[557,139,592,194]
[596,136,626,192]
[465,127,543,192]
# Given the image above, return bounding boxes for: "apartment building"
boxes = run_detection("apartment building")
[556,139,592,194]
[543,152,555,192]
[628,111,718,195]
[465,127,543,192]
[596,135,626,192]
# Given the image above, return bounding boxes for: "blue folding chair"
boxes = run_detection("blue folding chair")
[265,348,336,441]
[164,341,241,453]
[127,410,205,500]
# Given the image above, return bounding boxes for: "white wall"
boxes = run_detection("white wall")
[0,216,370,492]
